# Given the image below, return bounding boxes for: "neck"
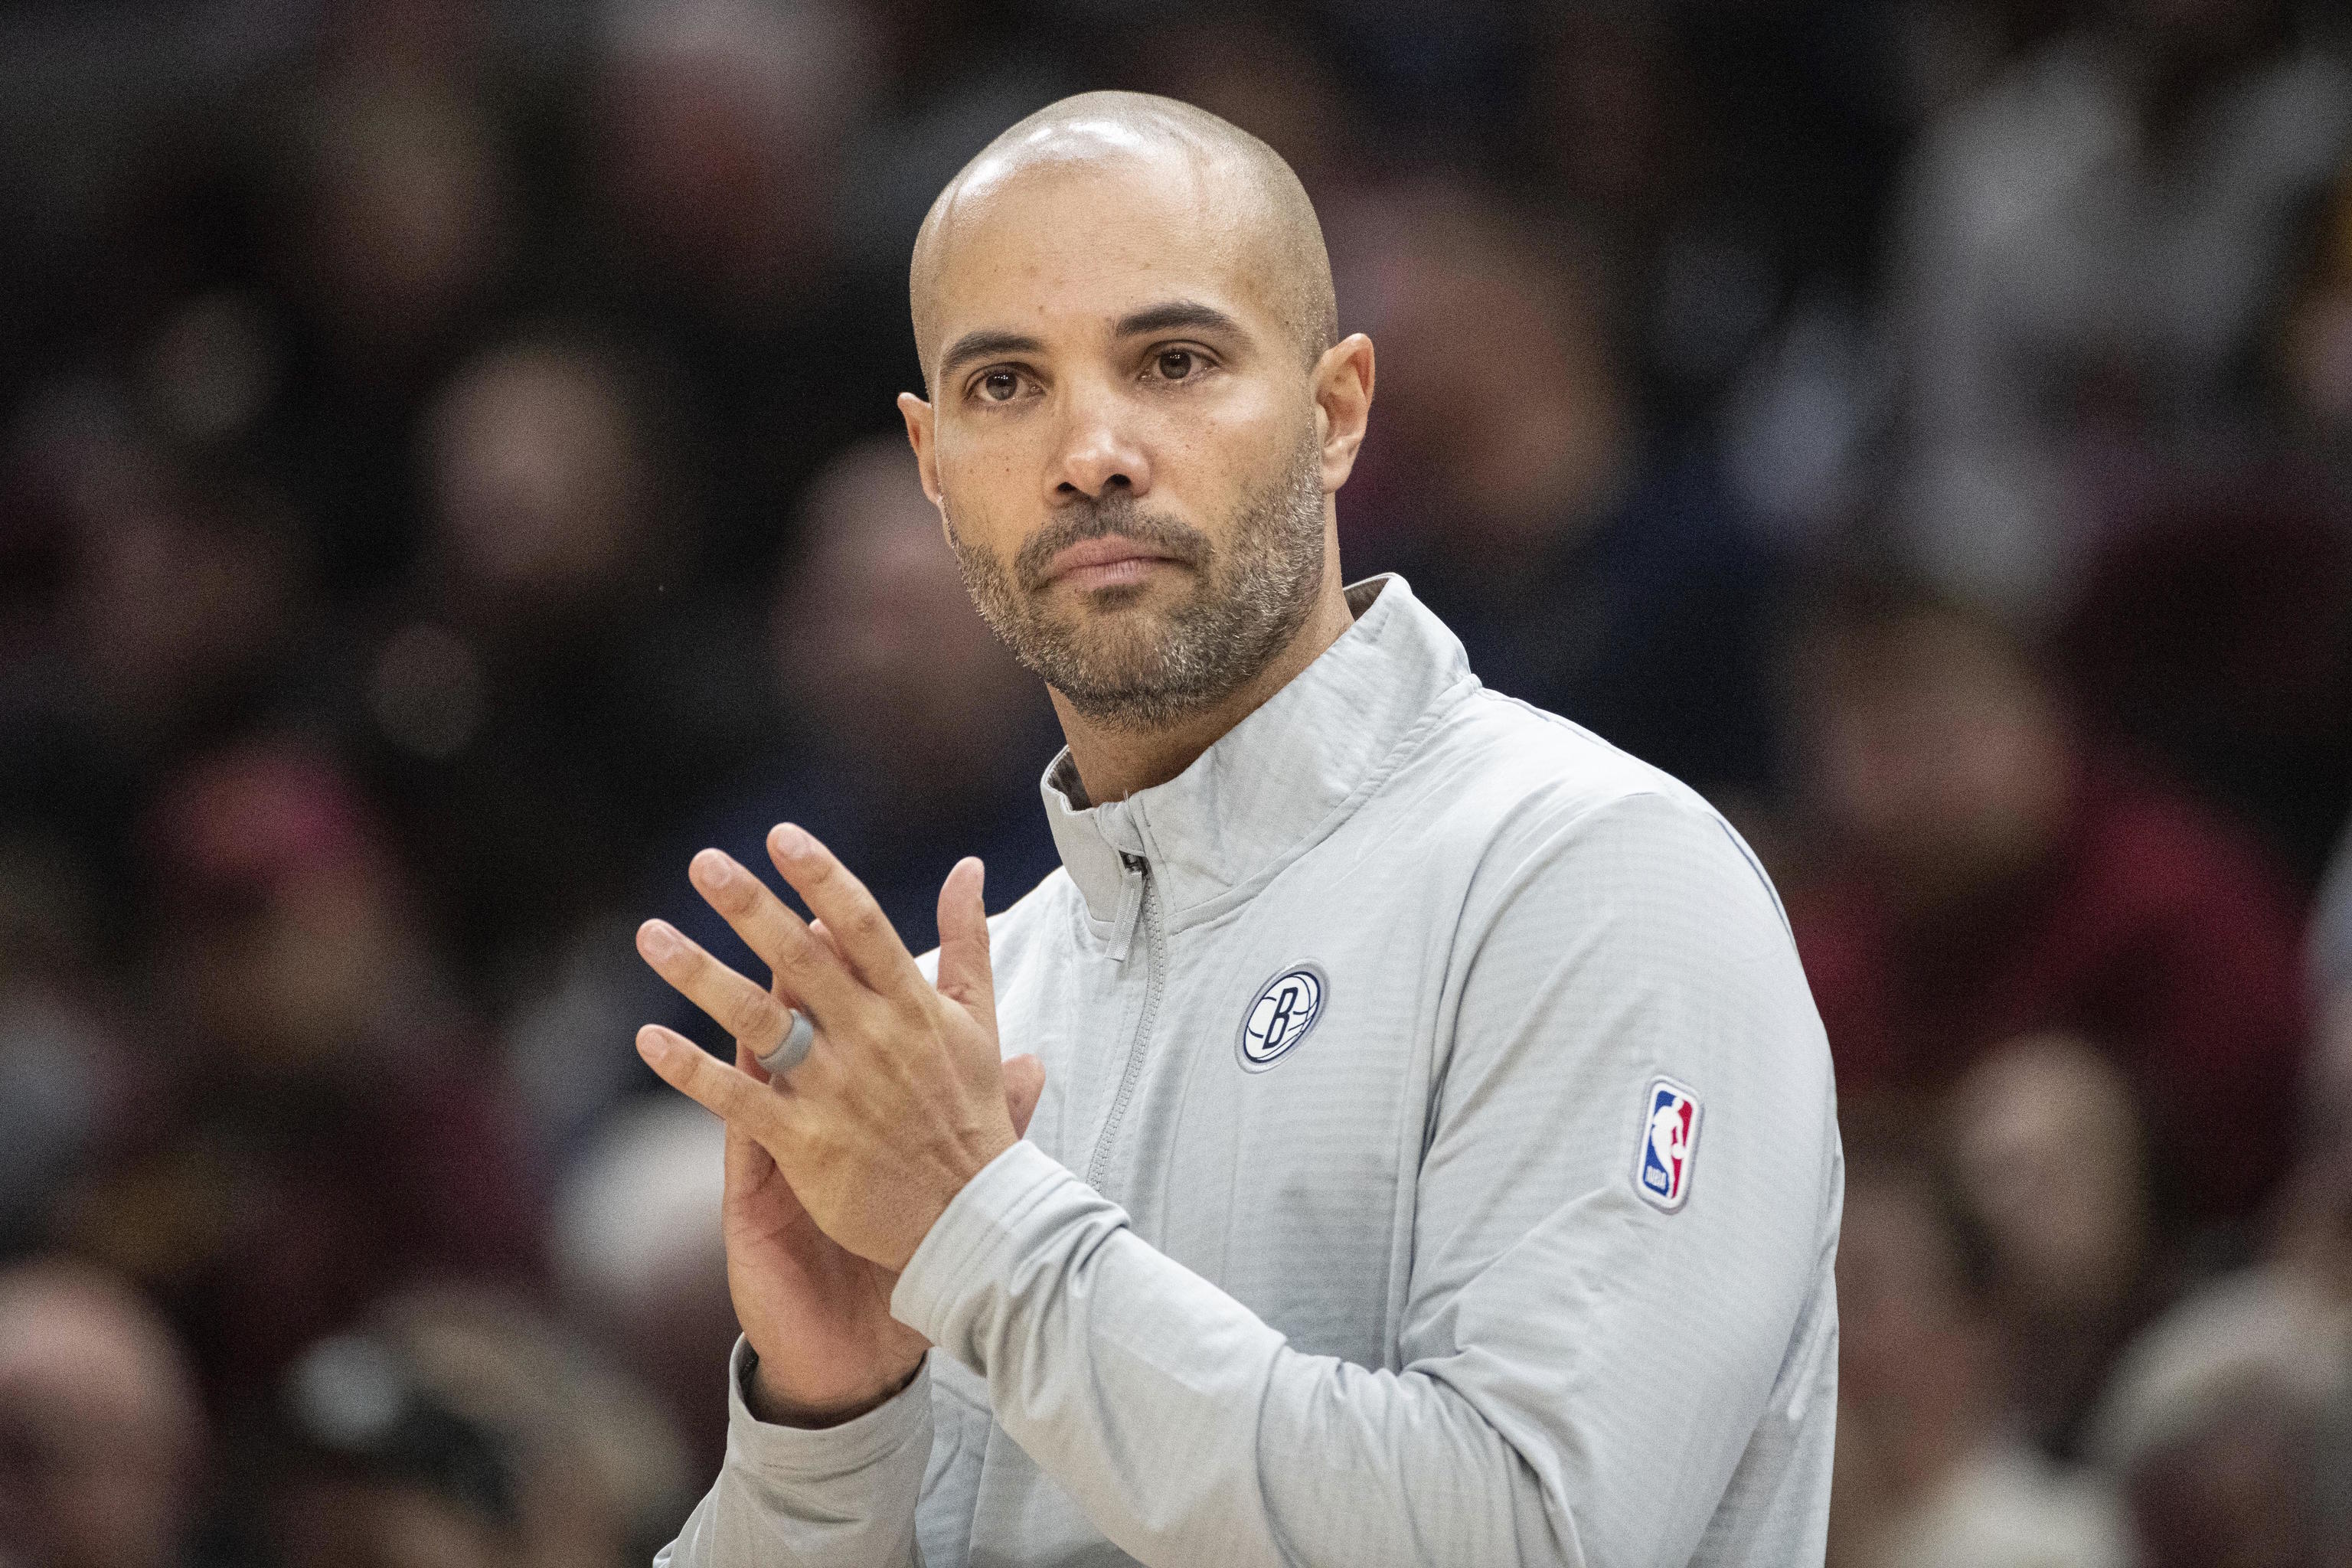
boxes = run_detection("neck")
[1052,557,1355,805]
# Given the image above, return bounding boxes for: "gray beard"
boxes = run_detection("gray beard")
[946,433,1328,731]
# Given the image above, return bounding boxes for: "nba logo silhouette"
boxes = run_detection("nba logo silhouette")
[1634,1077,1701,1213]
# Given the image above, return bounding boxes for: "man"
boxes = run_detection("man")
[1827,1152,2124,1568]
[0,1260,205,1568]
[634,92,1841,1566]
[1785,574,2305,1223]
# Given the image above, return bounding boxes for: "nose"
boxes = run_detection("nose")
[1048,378,1152,505]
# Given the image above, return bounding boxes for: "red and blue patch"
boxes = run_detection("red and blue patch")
[1634,1076,1702,1212]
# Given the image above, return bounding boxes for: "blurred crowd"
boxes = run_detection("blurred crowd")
[5,0,2352,1563]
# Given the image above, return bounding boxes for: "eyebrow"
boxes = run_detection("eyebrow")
[1113,299,1246,341]
[938,328,1046,381]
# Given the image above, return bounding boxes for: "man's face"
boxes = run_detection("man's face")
[1804,615,2072,906]
[902,151,1333,730]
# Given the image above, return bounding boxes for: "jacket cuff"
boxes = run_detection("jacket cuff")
[892,1140,1086,1363]
[722,1334,933,1480]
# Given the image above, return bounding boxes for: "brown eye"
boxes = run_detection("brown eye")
[981,370,1020,401]
[1157,348,1196,380]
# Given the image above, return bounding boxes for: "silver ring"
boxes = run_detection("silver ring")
[755,1008,815,1076]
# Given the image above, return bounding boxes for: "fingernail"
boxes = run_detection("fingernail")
[639,921,680,959]
[771,823,809,858]
[635,1024,674,1064]
[689,848,731,888]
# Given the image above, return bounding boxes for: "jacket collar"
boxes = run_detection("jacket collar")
[1040,574,1476,926]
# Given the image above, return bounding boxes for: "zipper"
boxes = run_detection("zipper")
[1089,853,1165,1191]
[1106,852,1147,962]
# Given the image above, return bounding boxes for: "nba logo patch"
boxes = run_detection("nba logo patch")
[1633,1076,1702,1212]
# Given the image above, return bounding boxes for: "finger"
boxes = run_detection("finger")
[685,848,861,1019]
[1003,1054,1045,1138]
[723,1116,774,1197]
[935,857,995,1014]
[767,824,925,996]
[737,1033,773,1086]
[723,1039,801,1220]
[808,917,844,959]
[635,920,794,1057]
[724,1062,779,1201]
[638,1024,786,1137]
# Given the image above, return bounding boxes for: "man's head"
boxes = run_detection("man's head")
[773,437,1040,788]
[1831,1149,2001,1512]
[1945,1032,2152,1327]
[897,91,1373,733]
[1793,571,2074,910]
[0,1259,205,1568]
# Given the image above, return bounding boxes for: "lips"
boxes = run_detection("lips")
[1038,535,1184,590]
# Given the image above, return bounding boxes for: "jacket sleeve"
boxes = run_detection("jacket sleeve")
[890,789,1842,1567]
[655,1336,987,1567]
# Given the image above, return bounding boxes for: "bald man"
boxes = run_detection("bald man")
[0,1262,205,1568]
[637,93,1841,1567]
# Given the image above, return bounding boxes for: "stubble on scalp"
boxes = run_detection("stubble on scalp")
[910,92,1338,389]
[945,427,1328,731]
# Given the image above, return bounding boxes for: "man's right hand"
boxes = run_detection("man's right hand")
[636,895,1047,1429]
[717,1033,1044,1426]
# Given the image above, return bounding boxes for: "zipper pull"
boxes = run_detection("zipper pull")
[1108,853,1148,962]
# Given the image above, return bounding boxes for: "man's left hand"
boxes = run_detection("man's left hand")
[634,824,1020,1272]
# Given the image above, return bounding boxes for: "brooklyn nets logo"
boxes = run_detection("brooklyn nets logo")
[1236,963,1328,1071]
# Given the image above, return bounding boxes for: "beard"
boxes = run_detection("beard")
[944,428,1328,731]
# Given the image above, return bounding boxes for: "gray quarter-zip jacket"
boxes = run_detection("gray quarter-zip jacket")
[658,574,1842,1567]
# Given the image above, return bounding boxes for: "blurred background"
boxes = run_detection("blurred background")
[5,0,2352,1562]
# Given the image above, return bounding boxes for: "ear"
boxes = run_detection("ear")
[899,391,943,509]
[1311,333,1376,493]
